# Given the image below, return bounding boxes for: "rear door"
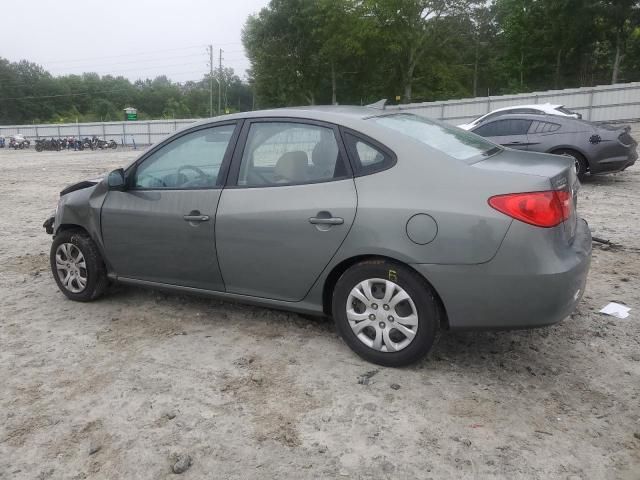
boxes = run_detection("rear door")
[215,119,357,301]
[473,118,532,150]
[101,122,239,291]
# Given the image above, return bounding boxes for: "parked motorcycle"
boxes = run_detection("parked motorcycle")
[32,136,118,152]
[89,136,118,150]
[35,138,64,152]
[9,134,30,149]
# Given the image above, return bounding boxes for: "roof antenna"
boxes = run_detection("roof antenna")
[366,99,387,110]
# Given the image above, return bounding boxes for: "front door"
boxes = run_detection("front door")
[101,122,239,291]
[215,120,357,301]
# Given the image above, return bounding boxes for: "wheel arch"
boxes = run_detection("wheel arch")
[548,146,590,170]
[54,223,112,273]
[56,223,89,236]
[322,254,450,329]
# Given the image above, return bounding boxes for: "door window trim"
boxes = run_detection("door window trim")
[225,117,353,189]
[473,118,532,137]
[125,120,243,191]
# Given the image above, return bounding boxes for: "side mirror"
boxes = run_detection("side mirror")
[107,168,126,190]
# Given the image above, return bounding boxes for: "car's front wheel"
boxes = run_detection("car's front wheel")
[332,260,439,367]
[50,229,108,302]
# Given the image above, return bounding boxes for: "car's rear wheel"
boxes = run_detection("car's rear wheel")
[332,260,439,367]
[50,229,108,302]
[554,149,587,180]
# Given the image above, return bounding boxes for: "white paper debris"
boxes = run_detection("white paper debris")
[599,302,631,319]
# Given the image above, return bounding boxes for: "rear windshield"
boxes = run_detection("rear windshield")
[370,113,500,161]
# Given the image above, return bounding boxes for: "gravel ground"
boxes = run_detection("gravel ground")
[0,143,639,480]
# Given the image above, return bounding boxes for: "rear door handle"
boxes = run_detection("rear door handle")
[184,215,209,222]
[309,216,344,225]
[183,210,210,222]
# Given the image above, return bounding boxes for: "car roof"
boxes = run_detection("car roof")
[469,113,589,130]
[184,105,439,147]
[488,104,561,113]
[191,105,385,127]
[165,105,440,156]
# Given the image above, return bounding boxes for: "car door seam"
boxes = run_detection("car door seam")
[298,177,360,302]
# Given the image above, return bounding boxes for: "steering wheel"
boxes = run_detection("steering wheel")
[177,165,208,179]
[136,173,166,188]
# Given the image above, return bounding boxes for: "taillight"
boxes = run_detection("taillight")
[489,190,572,228]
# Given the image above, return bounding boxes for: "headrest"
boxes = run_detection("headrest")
[274,151,308,183]
[312,140,338,167]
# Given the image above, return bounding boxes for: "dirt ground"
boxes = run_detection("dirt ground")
[0,141,639,480]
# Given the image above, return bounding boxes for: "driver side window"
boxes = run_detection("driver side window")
[133,124,235,189]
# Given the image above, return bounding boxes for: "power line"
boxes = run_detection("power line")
[208,45,214,117]
[31,43,244,65]
[0,64,209,88]
[46,52,207,71]
[219,48,223,116]
[40,45,207,64]
[0,88,133,101]
[0,70,215,100]
[62,61,205,76]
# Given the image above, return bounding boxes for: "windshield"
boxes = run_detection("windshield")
[371,113,500,161]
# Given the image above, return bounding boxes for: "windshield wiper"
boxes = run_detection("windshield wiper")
[483,146,502,157]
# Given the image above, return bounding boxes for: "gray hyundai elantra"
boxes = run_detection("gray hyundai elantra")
[44,105,592,366]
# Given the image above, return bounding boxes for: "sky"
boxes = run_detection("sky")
[1,0,270,83]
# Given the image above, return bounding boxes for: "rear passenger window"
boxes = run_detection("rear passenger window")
[237,122,348,187]
[356,142,385,167]
[343,132,394,174]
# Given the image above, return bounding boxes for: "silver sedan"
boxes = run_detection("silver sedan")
[44,106,591,366]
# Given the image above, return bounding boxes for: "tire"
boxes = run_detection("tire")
[554,149,587,180]
[332,259,439,367]
[50,229,108,302]
[36,144,43,152]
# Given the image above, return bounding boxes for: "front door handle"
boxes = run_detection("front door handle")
[309,216,344,225]
[183,210,210,222]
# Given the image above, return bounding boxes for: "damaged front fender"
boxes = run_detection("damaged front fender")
[43,214,55,235]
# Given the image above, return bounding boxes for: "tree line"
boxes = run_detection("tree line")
[0,59,252,125]
[243,0,640,107]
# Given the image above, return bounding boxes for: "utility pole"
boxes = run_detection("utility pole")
[218,48,223,116]
[207,45,214,117]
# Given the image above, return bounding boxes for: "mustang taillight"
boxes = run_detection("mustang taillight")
[489,190,572,228]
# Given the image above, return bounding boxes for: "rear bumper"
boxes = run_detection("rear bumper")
[591,149,637,174]
[412,218,592,330]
